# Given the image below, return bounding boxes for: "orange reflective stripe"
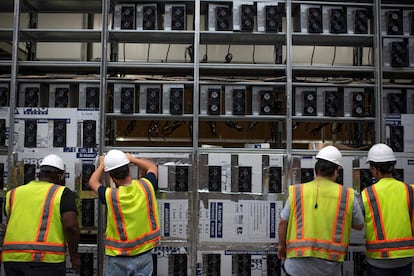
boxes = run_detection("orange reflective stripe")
[292,185,305,239]
[108,190,120,238]
[116,189,128,241]
[300,186,305,239]
[287,246,346,254]
[138,179,159,231]
[34,185,62,261]
[109,189,127,241]
[365,188,380,240]
[292,185,303,239]
[333,187,351,243]
[105,180,160,256]
[369,186,386,240]
[404,183,414,234]
[138,181,152,229]
[287,237,347,247]
[43,185,60,242]
[332,187,342,242]
[366,238,414,255]
[105,229,160,251]
[287,246,347,258]
[373,186,386,240]
[292,185,298,239]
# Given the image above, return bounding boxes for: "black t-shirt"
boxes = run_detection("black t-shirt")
[60,187,78,215]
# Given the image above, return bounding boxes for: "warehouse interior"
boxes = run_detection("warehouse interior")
[0,0,414,275]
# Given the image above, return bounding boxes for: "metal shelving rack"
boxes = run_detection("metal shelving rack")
[1,0,414,274]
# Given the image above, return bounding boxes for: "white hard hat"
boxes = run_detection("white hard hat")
[366,143,396,163]
[104,149,130,172]
[40,154,65,171]
[316,145,343,167]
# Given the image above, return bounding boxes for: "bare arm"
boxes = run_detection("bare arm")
[277,218,288,261]
[62,211,80,274]
[88,155,105,194]
[352,192,365,231]
[126,153,158,178]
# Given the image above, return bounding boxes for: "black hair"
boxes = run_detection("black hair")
[39,166,65,185]
[40,165,63,174]
[315,159,338,177]
[108,164,129,180]
[369,161,396,174]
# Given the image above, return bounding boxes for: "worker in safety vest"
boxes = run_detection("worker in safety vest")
[278,145,364,276]
[2,154,80,275]
[88,149,160,276]
[361,143,414,276]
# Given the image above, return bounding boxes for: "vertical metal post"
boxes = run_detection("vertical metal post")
[7,0,21,189]
[285,0,293,157]
[98,0,110,275]
[374,0,383,143]
[191,0,201,274]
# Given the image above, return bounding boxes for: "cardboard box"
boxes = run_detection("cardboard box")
[158,199,188,240]
[385,114,414,152]
[153,246,188,276]
[199,199,282,243]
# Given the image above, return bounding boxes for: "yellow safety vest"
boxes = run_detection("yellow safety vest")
[2,181,66,263]
[362,178,414,259]
[105,178,161,256]
[286,178,354,262]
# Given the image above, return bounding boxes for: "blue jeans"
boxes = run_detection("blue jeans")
[105,251,153,276]
[366,262,412,276]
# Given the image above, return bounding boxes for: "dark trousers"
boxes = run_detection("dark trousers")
[366,262,412,276]
[4,262,66,276]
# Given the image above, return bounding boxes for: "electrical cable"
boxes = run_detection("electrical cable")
[310,46,316,65]
[125,120,136,135]
[248,121,257,131]
[331,46,337,66]
[225,44,233,63]
[201,44,208,63]
[123,43,126,62]
[185,45,194,63]
[252,44,256,64]
[308,122,329,137]
[148,121,159,141]
[367,47,371,66]
[165,44,171,63]
[162,121,185,136]
[225,120,242,131]
[146,43,151,62]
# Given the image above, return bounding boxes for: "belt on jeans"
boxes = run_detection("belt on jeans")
[116,249,152,258]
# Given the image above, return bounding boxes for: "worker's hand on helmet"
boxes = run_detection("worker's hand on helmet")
[99,155,105,165]
[125,153,135,161]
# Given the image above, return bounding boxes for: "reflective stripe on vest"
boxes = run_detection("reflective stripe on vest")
[406,184,414,234]
[288,183,351,261]
[3,185,66,260]
[365,183,414,258]
[106,179,160,256]
[293,184,304,239]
